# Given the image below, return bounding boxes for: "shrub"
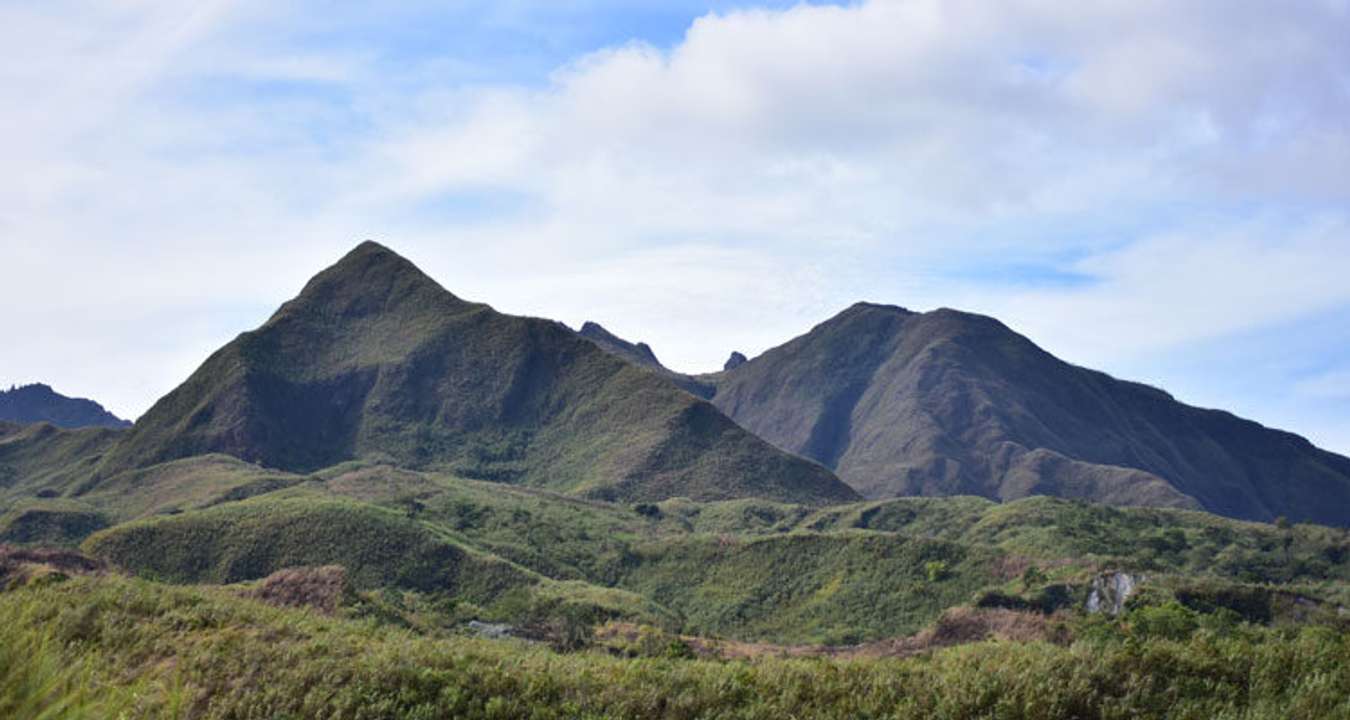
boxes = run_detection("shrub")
[1128,601,1198,641]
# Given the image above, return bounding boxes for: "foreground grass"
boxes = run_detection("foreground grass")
[1,574,1346,720]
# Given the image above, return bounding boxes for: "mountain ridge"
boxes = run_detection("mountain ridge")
[0,383,131,429]
[89,241,857,506]
[709,302,1350,525]
[588,302,1350,526]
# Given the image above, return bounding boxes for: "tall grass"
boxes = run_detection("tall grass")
[1,575,1346,720]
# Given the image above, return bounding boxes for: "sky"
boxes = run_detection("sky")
[2,0,1349,455]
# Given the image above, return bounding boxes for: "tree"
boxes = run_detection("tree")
[1021,565,1047,590]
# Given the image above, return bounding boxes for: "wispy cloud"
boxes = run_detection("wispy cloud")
[1,0,1347,454]
[1297,369,1350,401]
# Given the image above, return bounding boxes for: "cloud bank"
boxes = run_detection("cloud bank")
[1,0,1348,452]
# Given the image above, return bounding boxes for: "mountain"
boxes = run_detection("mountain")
[577,322,663,370]
[0,384,130,429]
[702,302,1350,526]
[93,242,855,506]
[578,321,715,397]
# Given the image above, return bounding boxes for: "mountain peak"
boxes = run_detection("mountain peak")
[724,351,748,371]
[846,301,913,315]
[0,383,131,429]
[326,240,433,286]
[275,241,465,324]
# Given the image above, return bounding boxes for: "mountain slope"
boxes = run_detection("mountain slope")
[94,242,855,506]
[0,384,130,429]
[578,322,664,370]
[706,303,1350,525]
[578,321,715,398]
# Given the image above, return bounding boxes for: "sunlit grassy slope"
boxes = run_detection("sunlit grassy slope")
[40,456,1344,645]
[1,573,1346,720]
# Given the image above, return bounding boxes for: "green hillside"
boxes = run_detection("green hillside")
[4,244,1348,717]
[2,445,1347,717]
[90,242,854,506]
[49,457,1347,645]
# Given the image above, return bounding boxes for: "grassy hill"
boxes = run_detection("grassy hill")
[0,450,1346,716]
[0,421,123,501]
[42,455,1345,645]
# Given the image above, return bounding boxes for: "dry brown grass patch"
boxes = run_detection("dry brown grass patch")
[246,565,350,614]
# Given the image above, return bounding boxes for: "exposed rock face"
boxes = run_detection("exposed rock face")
[723,352,748,371]
[1085,572,1142,615]
[467,620,514,639]
[0,384,130,429]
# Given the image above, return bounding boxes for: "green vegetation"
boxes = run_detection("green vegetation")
[0,505,107,546]
[89,241,856,506]
[0,421,122,502]
[4,242,1349,716]
[49,461,1345,647]
[0,574,1346,719]
[617,532,996,643]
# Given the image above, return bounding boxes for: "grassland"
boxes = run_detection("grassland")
[0,453,1346,716]
[0,573,1346,719]
[17,456,1331,647]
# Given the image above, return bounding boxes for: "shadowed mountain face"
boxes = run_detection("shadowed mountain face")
[0,384,130,429]
[704,303,1350,526]
[96,242,856,506]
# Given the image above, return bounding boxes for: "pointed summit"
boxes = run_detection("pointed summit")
[97,244,856,506]
[273,241,466,326]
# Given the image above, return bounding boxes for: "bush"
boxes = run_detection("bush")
[1129,601,1199,641]
[1,575,1348,719]
[633,503,662,519]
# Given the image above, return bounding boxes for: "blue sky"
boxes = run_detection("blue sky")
[2,0,1349,455]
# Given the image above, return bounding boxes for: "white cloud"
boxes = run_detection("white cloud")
[1,0,1348,454]
[1297,369,1350,401]
[976,214,1350,369]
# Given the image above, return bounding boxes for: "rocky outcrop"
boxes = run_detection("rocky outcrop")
[1085,572,1143,615]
